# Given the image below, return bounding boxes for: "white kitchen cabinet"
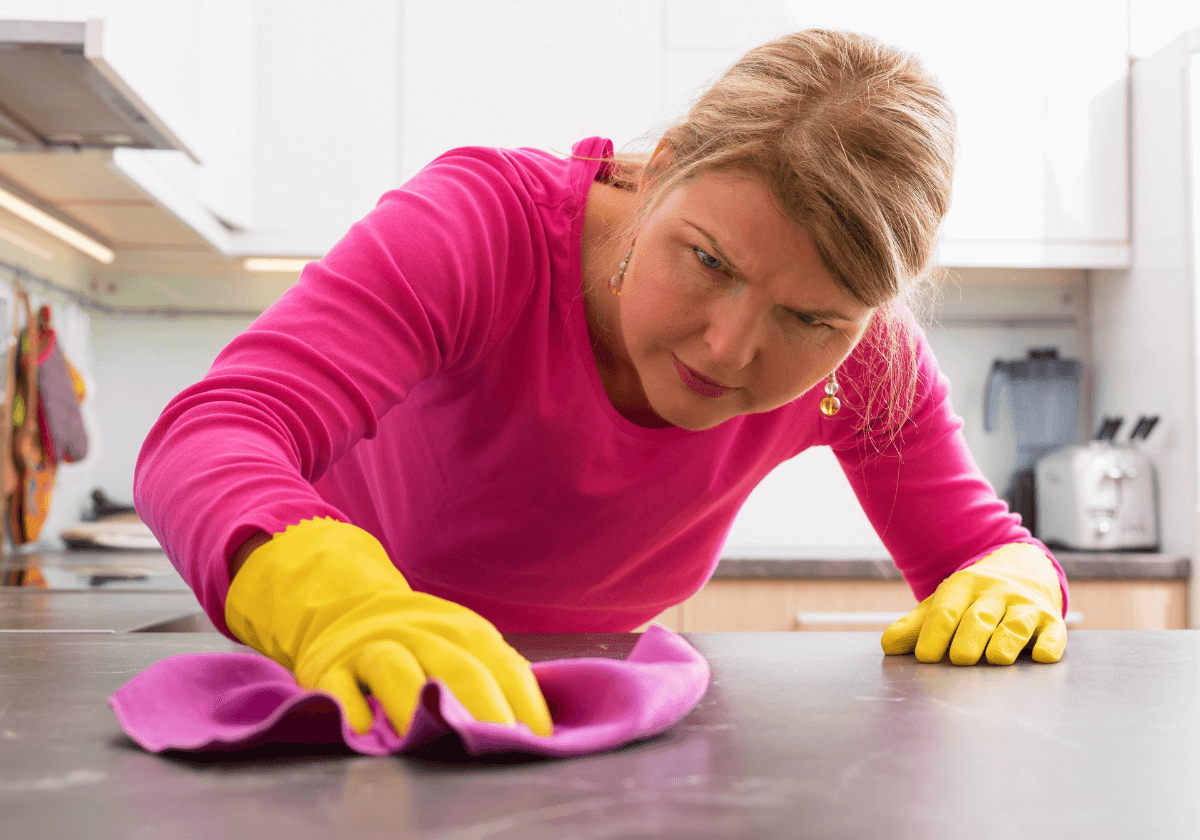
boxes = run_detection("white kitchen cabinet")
[663,0,1130,269]
[256,0,665,252]
[120,1,256,232]
[400,0,1128,268]
[248,0,399,253]
[399,0,665,184]
[0,0,1131,265]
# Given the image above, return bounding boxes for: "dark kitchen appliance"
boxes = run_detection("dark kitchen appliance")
[983,348,1083,534]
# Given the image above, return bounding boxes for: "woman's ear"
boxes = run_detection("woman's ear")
[639,140,674,191]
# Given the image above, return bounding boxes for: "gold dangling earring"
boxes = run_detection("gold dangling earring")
[608,249,632,295]
[820,371,841,416]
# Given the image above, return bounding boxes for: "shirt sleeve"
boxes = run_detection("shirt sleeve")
[823,308,1070,614]
[133,148,544,636]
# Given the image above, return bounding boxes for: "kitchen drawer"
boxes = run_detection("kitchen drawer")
[652,580,918,632]
[1066,580,1187,630]
[649,578,1188,632]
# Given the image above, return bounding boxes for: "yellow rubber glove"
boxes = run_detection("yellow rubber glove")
[225,517,553,737]
[880,543,1066,665]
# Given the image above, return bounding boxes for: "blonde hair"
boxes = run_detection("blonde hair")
[608,29,956,437]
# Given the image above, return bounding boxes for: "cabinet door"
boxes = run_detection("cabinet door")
[119,0,257,231]
[671,579,919,632]
[253,0,400,245]
[399,0,664,183]
[663,0,1129,266]
[1067,580,1188,630]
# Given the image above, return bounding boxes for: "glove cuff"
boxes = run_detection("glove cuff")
[225,517,411,668]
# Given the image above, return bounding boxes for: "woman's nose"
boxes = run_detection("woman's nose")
[703,300,761,371]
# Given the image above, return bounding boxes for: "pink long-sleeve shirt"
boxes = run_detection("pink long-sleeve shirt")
[134,137,1067,637]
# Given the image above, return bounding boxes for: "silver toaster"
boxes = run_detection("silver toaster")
[1034,416,1159,551]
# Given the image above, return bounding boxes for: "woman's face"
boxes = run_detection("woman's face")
[615,169,876,431]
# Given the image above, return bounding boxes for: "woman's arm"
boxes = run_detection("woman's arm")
[135,147,546,637]
[829,312,1067,604]
[827,310,1068,663]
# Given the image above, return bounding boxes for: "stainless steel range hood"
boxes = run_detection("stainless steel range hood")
[0,19,198,161]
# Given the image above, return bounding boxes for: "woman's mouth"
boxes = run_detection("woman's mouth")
[672,354,738,399]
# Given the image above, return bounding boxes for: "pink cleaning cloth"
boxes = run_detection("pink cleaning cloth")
[109,625,709,757]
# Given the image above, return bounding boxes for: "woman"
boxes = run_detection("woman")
[135,30,1068,740]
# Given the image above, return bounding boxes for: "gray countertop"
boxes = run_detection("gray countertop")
[0,549,192,591]
[0,589,206,632]
[1,630,1196,838]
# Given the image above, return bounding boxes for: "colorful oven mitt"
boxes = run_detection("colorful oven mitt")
[4,290,88,545]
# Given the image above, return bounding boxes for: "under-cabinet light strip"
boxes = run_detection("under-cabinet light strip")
[243,257,318,273]
[0,186,114,264]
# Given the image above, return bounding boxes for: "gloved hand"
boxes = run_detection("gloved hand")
[880,543,1067,665]
[225,517,553,736]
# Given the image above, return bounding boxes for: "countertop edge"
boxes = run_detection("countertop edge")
[3,549,1190,586]
[714,553,1192,581]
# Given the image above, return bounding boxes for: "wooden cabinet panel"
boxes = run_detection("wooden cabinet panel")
[646,580,916,632]
[680,579,916,632]
[650,578,1188,632]
[1067,580,1188,630]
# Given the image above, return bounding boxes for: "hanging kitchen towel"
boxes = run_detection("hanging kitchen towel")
[109,625,710,758]
[31,305,87,463]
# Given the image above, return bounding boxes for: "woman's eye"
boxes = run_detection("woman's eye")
[693,247,723,271]
[792,311,827,328]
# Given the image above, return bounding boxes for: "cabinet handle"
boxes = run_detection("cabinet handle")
[796,611,906,627]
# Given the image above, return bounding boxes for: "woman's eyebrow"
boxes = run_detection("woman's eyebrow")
[684,220,857,324]
[684,221,743,278]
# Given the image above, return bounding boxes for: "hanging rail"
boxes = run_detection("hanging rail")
[0,259,263,318]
